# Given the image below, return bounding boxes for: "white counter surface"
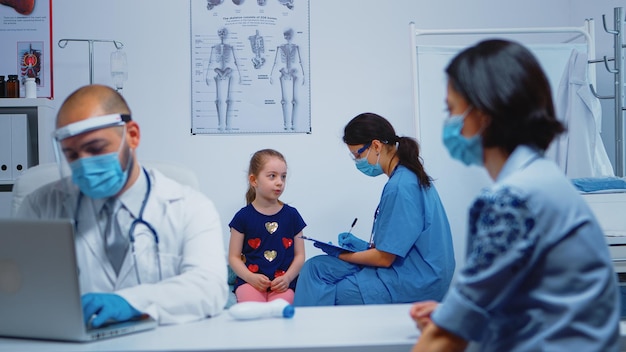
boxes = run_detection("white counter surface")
[1,304,625,351]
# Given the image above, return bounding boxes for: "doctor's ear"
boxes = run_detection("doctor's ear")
[125,121,140,149]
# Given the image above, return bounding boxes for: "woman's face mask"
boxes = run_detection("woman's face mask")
[442,109,483,166]
[69,133,131,199]
[355,148,384,177]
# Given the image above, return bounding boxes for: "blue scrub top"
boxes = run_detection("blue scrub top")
[355,165,456,303]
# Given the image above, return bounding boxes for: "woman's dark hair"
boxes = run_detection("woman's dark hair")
[245,149,287,204]
[343,113,431,188]
[446,39,564,153]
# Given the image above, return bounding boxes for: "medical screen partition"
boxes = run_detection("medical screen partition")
[409,22,594,272]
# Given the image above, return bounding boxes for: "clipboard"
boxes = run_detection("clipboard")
[299,235,358,253]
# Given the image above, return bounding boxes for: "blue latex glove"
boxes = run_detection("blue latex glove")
[337,232,369,252]
[313,241,344,257]
[81,293,142,328]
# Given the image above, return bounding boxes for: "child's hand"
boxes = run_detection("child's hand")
[247,274,271,292]
[409,300,438,331]
[270,276,290,293]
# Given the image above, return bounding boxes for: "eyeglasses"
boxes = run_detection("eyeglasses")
[349,142,371,161]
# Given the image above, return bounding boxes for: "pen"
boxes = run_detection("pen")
[348,218,357,233]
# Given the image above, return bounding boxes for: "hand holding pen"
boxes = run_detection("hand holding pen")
[338,218,369,252]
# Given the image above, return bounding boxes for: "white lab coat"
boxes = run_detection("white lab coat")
[546,49,614,178]
[16,167,229,325]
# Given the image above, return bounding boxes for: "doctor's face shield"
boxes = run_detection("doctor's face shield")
[53,114,133,199]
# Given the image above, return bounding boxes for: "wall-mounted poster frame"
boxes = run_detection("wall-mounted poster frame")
[0,0,53,98]
[190,0,311,135]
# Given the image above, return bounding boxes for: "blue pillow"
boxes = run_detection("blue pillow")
[571,177,626,192]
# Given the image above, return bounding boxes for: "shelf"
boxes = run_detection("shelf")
[0,98,55,108]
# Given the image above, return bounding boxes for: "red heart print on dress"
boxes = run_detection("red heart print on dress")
[248,238,261,249]
[282,238,293,249]
[274,270,286,277]
[248,264,259,273]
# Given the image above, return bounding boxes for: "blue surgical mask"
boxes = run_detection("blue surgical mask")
[70,147,130,199]
[355,149,384,177]
[442,112,483,166]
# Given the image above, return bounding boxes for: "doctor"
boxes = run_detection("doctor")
[17,84,229,327]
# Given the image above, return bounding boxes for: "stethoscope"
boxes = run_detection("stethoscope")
[75,167,162,284]
[368,165,399,248]
[368,206,379,249]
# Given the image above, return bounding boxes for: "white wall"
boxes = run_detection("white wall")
[7,0,622,267]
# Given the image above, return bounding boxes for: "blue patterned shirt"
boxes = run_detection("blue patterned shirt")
[432,145,620,352]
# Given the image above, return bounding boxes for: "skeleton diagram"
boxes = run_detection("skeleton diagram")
[205,28,241,131]
[270,28,304,131]
[248,30,265,69]
[277,0,294,10]
[207,0,290,9]
[206,0,223,10]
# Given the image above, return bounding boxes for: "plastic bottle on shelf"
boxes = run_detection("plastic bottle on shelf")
[228,298,295,320]
[24,77,36,98]
[6,75,19,98]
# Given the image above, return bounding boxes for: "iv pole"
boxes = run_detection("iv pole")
[57,39,124,84]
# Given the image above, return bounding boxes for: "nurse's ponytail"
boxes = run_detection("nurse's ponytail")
[395,135,431,188]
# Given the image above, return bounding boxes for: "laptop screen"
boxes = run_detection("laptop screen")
[0,219,156,342]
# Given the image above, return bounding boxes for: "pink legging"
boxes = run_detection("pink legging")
[235,283,295,304]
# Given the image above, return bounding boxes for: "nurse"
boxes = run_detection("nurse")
[410,39,620,351]
[294,113,456,306]
[16,84,229,327]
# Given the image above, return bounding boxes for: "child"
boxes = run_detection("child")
[228,149,306,303]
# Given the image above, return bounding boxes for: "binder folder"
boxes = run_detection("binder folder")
[0,118,11,181]
[11,114,29,180]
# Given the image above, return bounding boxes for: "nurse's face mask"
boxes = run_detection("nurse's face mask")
[53,114,133,199]
[352,142,384,177]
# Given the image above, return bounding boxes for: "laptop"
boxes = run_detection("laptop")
[0,219,157,342]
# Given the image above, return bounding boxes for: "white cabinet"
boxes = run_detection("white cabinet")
[582,192,626,272]
[0,98,56,188]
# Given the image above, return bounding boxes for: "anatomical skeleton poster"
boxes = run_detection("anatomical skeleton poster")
[190,0,310,134]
